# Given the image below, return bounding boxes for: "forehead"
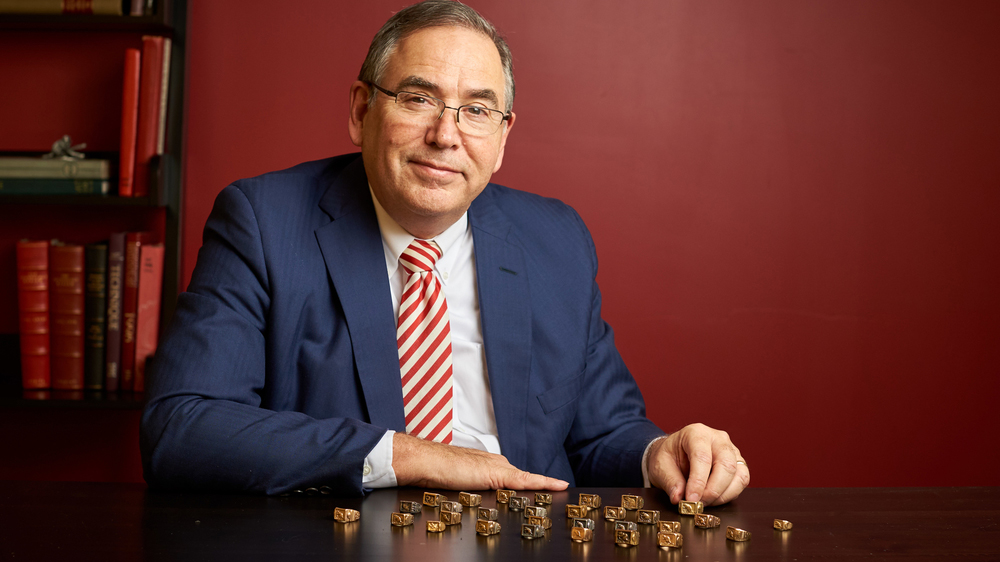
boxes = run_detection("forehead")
[384,26,505,100]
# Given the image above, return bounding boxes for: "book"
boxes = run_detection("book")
[16,240,50,389]
[49,243,85,390]
[129,0,142,16]
[104,232,126,392]
[84,243,108,390]
[0,156,110,179]
[0,178,110,195]
[134,36,170,198]
[156,38,172,155]
[120,231,151,390]
[133,243,164,392]
[0,0,123,14]
[118,48,141,197]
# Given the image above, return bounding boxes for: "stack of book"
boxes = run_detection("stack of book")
[0,157,111,195]
[16,234,164,393]
[0,0,160,17]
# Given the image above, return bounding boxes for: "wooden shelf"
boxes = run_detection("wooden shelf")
[0,4,174,33]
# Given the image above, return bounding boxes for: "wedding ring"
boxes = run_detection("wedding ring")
[391,512,414,526]
[658,520,681,533]
[679,500,704,515]
[694,513,721,528]
[459,492,482,507]
[657,531,683,548]
[621,494,644,510]
[333,507,360,522]
[571,527,593,542]
[637,509,660,524]
[726,526,751,541]
[774,519,793,531]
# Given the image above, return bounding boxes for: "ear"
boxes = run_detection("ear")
[348,80,371,147]
[492,110,516,173]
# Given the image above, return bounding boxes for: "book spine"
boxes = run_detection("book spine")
[156,38,172,156]
[50,244,85,390]
[133,244,164,393]
[129,0,143,16]
[0,0,124,15]
[119,232,149,390]
[118,48,141,197]
[104,232,126,392]
[0,157,110,179]
[0,178,110,195]
[16,240,50,389]
[133,35,165,198]
[84,243,108,390]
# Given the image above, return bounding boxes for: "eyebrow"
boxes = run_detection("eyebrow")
[395,75,500,108]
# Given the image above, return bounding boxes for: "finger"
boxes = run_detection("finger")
[646,441,688,504]
[700,444,739,505]
[681,434,714,503]
[501,468,569,491]
[714,461,750,505]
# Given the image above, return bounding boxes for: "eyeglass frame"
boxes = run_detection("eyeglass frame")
[367,82,511,136]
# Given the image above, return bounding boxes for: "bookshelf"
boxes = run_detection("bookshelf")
[0,0,187,410]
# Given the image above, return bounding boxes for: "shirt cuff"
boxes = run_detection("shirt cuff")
[362,430,397,489]
[640,435,670,488]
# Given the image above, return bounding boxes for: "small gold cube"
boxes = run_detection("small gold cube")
[579,493,602,510]
[614,521,637,531]
[476,520,501,535]
[440,500,462,513]
[534,492,553,505]
[615,529,640,547]
[679,500,704,515]
[573,518,596,530]
[774,519,793,531]
[658,520,681,533]
[570,527,593,542]
[399,500,421,513]
[657,531,683,548]
[440,510,462,525]
[726,526,751,541]
[459,492,482,507]
[621,494,644,510]
[333,507,360,522]
[694,513,721,528]
[391,512,414,526]
[426,520,446,532]
[566,504,588,518]
[524,505,547,518]
[637,509,660,524]
[527,515,552,529]
[496,490,515,504]
[422,492,446,507]
[604,506,626,521]
[521,523,545,539]
[478,507,499,521]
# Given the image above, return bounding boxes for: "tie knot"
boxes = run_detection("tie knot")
[399,239,442,274]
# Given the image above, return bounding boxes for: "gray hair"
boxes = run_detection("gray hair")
[359,0,515,114]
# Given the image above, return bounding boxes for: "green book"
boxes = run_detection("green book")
[0,157,111,179]
[0,178,110,195]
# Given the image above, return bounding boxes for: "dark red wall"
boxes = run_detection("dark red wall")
[3,0,998,486]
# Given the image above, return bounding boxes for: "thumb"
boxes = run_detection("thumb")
[649,446,687,504]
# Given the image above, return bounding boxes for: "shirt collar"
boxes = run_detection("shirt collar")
[370,185,468,278]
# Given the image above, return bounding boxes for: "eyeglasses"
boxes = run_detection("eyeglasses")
[369,82,510,136]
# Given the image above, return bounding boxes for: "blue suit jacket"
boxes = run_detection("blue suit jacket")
[141,154,665,495]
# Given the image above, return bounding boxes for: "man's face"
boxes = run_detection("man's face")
[349,26,515,238]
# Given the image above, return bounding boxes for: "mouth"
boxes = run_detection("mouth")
[410,159,462,178]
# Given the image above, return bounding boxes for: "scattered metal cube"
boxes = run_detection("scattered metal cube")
[566,504,589,518]
[579,493,602,510]
[604,506,626,521]
[439,500,462,513]
[508,496,529,511]
[679,500,704,515]
[440,510,462,526]
[570,527,593,542]
[476,520,501,535]
[333,507,360,522]
[657,531,683,548]
[399,500,421,513]
[459,492,482,507]
[525,505,547,518]
[621,494,644,510]
[658,520,681,533]
[534,492,553,505]
[391,512,414,526]
[637,509,660,525]
[478,507,499,521]
[615,529,640,547]
[521,523,545,539]
[615,520,638,531]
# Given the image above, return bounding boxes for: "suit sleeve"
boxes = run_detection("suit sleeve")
[563,209,667,486]
[140,185,385,496]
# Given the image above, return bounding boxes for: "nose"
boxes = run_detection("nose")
[425,106,462,148]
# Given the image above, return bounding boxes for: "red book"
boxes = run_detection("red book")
[120,232,151,390]
[118,48,141,197]
[133,244,164,393]
[16,240,50,389]
[104,232,126,392]
[134,36,166,198]
[50,243,86,390]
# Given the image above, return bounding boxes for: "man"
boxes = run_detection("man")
[141,0,749,504]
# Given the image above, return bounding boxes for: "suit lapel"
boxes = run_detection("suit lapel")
[314,158,406,432]
[470,189,532,469]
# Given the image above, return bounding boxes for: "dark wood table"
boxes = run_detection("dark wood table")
[1,481,997,560]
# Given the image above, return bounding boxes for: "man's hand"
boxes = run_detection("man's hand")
[392,432,569,491]
[646,423,749,506]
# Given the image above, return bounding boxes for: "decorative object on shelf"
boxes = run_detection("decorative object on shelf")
[43,135,87,160]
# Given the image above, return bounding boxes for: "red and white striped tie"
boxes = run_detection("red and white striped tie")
[397,239,453,444]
